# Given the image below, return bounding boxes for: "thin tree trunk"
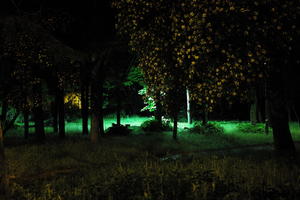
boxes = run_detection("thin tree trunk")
[81,81,89,135]
[173,114,178,140]
[57,89,65,139]
[33,84,45,142]
[99,82,104,136]
[257,88,263,123]
[90,112,99,143]
[90,83,99,143]
[24,109,29,139]
[155,93,163,125]
[265,81,270,134]
[172,100,180,140]
[116,92,121,126]
[186,89,191,124]
[22,81,29,139]
[1,99,7,123]
[51,101,58,133]
[0,120,9,196]
[202,110,208,125]
[250,88,257,125]
[81,63,89,136]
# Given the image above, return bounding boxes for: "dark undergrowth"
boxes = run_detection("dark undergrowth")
[2,121,300,200]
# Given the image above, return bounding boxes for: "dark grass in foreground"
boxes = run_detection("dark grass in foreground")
[3,120,300,200]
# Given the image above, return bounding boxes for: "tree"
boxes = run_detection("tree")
[113,0,299,154]
[112,0,187,139]
[89,48,111,143]
[0,119,9,196]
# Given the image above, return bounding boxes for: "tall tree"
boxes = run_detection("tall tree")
[113,0,299,154]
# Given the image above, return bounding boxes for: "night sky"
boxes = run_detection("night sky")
[1,0,116,48]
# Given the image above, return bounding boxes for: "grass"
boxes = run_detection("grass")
[3,116,300,199]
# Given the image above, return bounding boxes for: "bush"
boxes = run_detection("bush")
[106,124,131,136]
[237,123,267,134]
[189,122,224,135]
[141,119,171,132]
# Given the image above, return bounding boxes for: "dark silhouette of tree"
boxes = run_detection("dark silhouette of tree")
[113,0,299,154]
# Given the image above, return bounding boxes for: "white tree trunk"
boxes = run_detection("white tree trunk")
[186,89,191,124]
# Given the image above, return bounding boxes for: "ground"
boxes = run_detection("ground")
[3,117,300,200]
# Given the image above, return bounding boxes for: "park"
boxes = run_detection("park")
[1,0,300,199]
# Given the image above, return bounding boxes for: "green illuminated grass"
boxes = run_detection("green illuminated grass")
[9,117,300,150]
[4,118,300,200]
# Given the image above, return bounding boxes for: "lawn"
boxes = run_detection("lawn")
[3,117,300,200]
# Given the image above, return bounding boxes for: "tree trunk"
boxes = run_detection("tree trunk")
[90,79,104,142]
[202,110,208,125]
[172,100,180,140]
[89,49,110,142]
[173,114,178,140]
[51,101,58,133]
[250,88,257,125]
[33,85,45,142]
[268,68,296,156]
[186,89,191,124]
[116,90,121,126]
[81,81,89,135]
[0,121,9,196]
[264,81,270,134]
[99,81,104,136]
[57,89,65,139]
[24,110,29,139]
[155,95,162,126]
[81,64,89,136]
[90,81,99,143]
[1,99,7,123]
[0,122,9,196]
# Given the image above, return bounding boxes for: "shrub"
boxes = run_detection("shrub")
[141,119,171,132]
[106,124,131,136]
[189,122,224,135]
[237,123,267,134]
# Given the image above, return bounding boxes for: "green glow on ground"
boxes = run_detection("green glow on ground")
[10,117,300,148]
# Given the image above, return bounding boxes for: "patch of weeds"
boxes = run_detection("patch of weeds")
[106,124,131,136]
[189,122,224,135]
[141,119,171,132]
[237,123,267,134]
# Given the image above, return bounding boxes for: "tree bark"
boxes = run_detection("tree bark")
[1,99,7,123]
[51,101,58,133]
[172,100,180,140]
[89,49,111,142]
[81,79,89,135]
[202,110,208,125]
[90,59,105,143]
[90,81,99,143]
[33,84,45,142]
[57,89,65,139]
[90,78,104,142]
[80,63,89,135]
[155,94,162,126]
[186,89,191,124]
[268,67,296,156]
[264,81,270,134]
[116,88,121,126]
[250,88,258,125]
[24,109,29,139]
[173,114,178,140]
[0,120,9,196]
